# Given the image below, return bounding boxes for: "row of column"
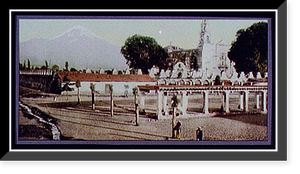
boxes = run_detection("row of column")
[155,90,267,119]
[156,91,189,119]
[207,90,268,114]
[238,91,267,113]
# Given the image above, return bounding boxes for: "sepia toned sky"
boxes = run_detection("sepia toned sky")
[19,18,268,49]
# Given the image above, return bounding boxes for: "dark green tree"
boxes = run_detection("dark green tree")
[121,34,168,74]
[228,22,268,74]
[214,75,221,85]
[70,67,78,72]
[27,59,31,70]
[52,64,60,71]
[190,52,198,70]
[23,60,26,70]
[64,61,69,71]
[45,60,49,70]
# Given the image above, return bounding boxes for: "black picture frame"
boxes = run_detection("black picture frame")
[3,7,286,161]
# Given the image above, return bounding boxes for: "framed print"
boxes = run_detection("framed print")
[2,7,288,162]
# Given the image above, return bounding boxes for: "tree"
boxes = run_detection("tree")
[45,60,49,70]
[27,59,31,70]
[52,64,60,71]
[23,60,26,70]
[64,61,69,71]
[19,63,24,70]
[214,75,221,85]
[190,52,198,70]
[70,67,78,72]
[228,22,268,74]
[121,34,168,74]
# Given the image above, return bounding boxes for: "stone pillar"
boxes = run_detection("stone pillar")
[157,90,163,119]
[239,91,244,110]
[221,92,225,111]
[262,91,267,113]
[224,91,230,113]
[163,92,168,115]
[181,91,188,115]
[255,92,260,109]
[244,90,249,112]
[202,91,209,114]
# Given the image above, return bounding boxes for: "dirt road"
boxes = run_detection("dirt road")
[19,87,268,141]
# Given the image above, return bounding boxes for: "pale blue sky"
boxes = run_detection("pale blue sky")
[19,18,268,49]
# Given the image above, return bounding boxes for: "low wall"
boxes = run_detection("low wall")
[19,74,54,92]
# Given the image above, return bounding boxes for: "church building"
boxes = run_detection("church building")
[164,20,236,78]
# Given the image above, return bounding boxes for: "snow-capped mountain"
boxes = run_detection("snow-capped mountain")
[20,25,128,70]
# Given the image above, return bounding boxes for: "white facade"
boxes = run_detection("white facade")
[62,81,156,96]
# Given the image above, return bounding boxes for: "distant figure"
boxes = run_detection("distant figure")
[124,89,128,98]
[175,121,182,139]
[196,127,203,141]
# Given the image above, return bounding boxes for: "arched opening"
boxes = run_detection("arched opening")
[195,80,202,85]
[177,72,182,78]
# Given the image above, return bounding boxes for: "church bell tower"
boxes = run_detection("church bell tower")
[197,19,211,69]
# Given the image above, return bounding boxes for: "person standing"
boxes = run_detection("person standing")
[196,127,203,141]
[175,121,182,139]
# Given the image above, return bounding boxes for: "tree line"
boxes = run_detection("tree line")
[20,60,77,72]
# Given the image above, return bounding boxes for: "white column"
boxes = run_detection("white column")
[203,91,209,114]
[244,90,249,112]
[221,92,225,111]
[157,90,163,119]
[239,92,244,110]
[255,92,260,109]
[181,91,188,115]
[262,91,267,113]
[163,92,168,115]
[225,91,230,113]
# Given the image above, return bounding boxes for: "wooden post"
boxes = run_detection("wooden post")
[76,80,81,105]
[172,107,176,138]
[171,95,178,138]
[109,84,114,117]
[90,83,95,110]
[92,92,95,110]
[77,88,80,104]
[133,87,140,126]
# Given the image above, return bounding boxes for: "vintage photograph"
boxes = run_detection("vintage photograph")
[16,14,273,147]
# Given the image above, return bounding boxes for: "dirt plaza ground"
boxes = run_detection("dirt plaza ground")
[19,86,268,141]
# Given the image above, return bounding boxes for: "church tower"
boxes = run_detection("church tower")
[197,19,211,69]
[198,19,211,47]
